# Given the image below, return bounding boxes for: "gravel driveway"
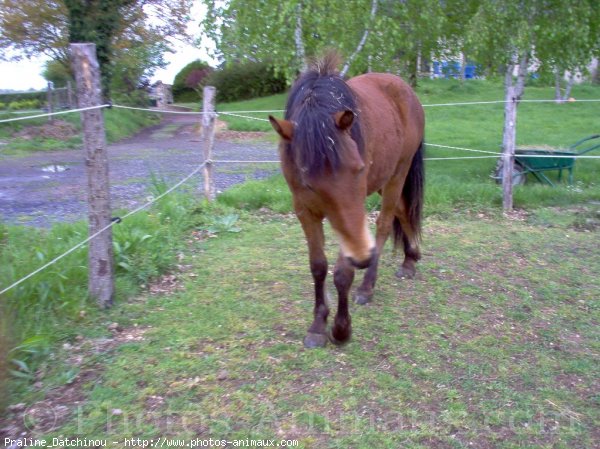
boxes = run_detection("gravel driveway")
[0,113,280,227]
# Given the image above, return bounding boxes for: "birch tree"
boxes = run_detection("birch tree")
[201,0,382,80]
[467,0,599,210]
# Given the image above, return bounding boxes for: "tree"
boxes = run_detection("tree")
[466,0,599,210]
[440,0,481,83]
[201,0,385,81]
[42,60,73,87]
[202,0,449,85]
[64,0,128,97]
[172,60,214,102]
[0,0,193,98]
[0,1,69,62]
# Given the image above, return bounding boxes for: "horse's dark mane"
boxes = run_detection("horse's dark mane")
[285,53,363,176]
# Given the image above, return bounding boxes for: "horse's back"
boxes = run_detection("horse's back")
[349,73,424,143]
[348,73,424,191]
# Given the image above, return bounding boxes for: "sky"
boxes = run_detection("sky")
[0,1,216,92]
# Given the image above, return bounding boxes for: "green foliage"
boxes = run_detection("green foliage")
[110,42,169,98]
[202,0,388,80]
[172,60,213,102]
[42,60,73,87]
[0,91,46,106]
[203,0,600,88]
[3,99,41,110]
[205,92,286,132]
[205,61,288,103]
[0,188,198,386]
[64,0,127,98]
[200,214,242,235]
[217,176,292,213]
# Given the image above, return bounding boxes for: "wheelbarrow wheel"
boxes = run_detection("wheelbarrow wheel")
[495,160,526,186]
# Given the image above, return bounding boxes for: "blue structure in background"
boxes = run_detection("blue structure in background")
[432,61,479,79]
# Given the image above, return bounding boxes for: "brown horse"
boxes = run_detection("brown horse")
[269,53,425,348]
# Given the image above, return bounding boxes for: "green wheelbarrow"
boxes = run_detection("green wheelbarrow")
[494,134,600,186]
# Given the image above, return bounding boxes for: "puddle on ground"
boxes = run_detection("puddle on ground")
[41,164,69,173]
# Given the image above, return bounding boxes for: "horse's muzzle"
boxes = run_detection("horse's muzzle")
[347,247,377,270]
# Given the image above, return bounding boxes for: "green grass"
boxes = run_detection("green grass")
[0,183,216,395]
[0,107,160,155]
[177,93,287,132]
[5,207,598,448]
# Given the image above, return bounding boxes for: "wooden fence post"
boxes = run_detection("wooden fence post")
[46,81,54,122]
[70,43,114,308]
[501,92,517,211]
[501,55,527,212]
[202,86,216,201]
[67,80,75,109]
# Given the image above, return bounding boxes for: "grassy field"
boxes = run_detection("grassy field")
[214,79,600,212]
[2,79,599,447]
[0,107,160,155]
[4,207,598,448]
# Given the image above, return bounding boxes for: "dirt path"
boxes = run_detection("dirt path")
[0,113,280,227]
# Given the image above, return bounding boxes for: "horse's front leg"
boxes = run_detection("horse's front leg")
[331,252,355,345]
[298,213,329,348]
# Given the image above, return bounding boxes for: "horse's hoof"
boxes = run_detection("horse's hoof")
[329,328,351,346]
[395,266,416,279]
[354,291,372,305]
[304,332,328,349]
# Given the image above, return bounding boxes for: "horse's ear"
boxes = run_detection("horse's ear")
[334,110,354,131]
[269,115,294,141]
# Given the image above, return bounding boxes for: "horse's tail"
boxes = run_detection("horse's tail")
[393,141,425,250]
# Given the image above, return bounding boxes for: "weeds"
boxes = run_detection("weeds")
[200,214,242,235]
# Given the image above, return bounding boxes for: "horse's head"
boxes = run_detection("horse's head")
[270,107,375,269]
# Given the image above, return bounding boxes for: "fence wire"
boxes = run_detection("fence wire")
[0,162,206,296]
[2,96,599,295]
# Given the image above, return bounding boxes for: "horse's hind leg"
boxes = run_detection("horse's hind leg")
[355,185,400,305]
[394,197,421,279]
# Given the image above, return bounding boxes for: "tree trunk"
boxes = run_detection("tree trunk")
[554,69,575,103]
[294,2,307,73]
[340,0,378,77]
[46,81,54,122]
[554,69,563,103]
[460,52,467,84]
[202,86,216,201]
[409,51,419,88]
[71,43,114,308]
[502,53,528,211]
[563,73,574,100]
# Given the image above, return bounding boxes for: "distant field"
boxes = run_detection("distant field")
[212,79,600,213]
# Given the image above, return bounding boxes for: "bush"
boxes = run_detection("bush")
[172,60,213,102]
[7,99,40,110]
[0,185,200,394]
[0,91,46,106]
[205,61,287,103]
